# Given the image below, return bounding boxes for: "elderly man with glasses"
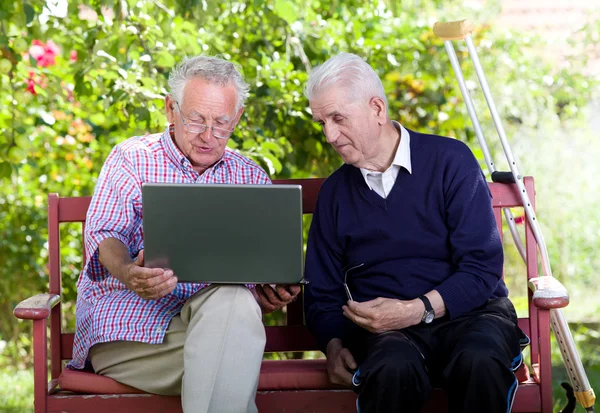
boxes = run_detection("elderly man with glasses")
[69,55,300,413]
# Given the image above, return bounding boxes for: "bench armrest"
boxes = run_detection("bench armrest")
[13,293,61,320]
[528,277,569,309]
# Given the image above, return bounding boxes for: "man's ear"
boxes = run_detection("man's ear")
[369,97,387,124]
[165,95,176,124]
[233,106,245,126]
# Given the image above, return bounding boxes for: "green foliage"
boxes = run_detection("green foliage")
[0,367,34,413]
[0,0,597,380]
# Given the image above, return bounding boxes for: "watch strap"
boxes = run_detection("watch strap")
[418,295,433,312]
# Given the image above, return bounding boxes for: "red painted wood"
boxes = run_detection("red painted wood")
[286,293,304,326]
[47,394,181,412]
[489,178,533,208]
[29,178,553,412]
[518,318,530,340]
[264,326,317,353]
[61,333,74,360]
[13,294,61,320]
[494,206,504,280]
[537,309,553,413]
[525,178,540,374]
[33,320,48,413]
[56,196,91,222]
[273,178,324,214]
[48,194,64,381]
[45,384,541,413]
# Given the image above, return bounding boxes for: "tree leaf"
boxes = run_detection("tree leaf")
[155,51,175,68]
[273,0,297,25]
[23,3,34,25]
[0,161,12,178]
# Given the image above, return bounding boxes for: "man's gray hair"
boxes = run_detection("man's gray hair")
[168,55,250,111]
[304,52,388,108]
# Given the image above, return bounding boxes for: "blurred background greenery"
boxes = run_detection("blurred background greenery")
[0,0,598,411]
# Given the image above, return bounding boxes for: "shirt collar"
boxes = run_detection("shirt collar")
[360,121,412,181]
[392,121,412,174]
[161,124,228,171]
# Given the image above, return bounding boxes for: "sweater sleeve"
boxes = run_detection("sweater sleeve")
[435,166,504,318]
[303,184,348,353]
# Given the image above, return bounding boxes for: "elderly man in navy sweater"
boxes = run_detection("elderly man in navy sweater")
[303,52,526,413]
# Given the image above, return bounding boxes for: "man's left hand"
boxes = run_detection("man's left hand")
[255,284,301,313]
[343,297,420,334]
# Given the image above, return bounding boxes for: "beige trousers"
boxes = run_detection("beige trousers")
[89,285,266,413]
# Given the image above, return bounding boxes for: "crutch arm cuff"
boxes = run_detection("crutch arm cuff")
[433,19,475,41]
[528,277,570,309]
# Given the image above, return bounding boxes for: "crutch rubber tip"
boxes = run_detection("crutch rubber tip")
[433,19,475,41]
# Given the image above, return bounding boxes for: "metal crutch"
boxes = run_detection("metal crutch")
[433,19,596,413]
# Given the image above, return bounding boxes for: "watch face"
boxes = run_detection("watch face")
[424,312,435,324]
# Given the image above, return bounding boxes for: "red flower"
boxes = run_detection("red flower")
[26,71,37,94]
[514,215,525,225]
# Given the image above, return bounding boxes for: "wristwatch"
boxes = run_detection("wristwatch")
[418,295,435,324]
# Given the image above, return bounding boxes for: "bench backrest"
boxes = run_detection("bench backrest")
[46,177,540,382]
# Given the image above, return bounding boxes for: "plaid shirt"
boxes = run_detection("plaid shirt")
[69,127,271,369]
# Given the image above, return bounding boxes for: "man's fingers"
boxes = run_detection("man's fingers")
[362,297,385,308]
[129,268,167,291]
[255,285,277,312]
[131,266,165,280]
[346,300,376,317]
[144,269,175,288]
[140,272,177,295]
[275,285,293,302]
[134,249,145,266]
[343,305,371,327]
[138,277,178,300]
[334,369,353,387]
[340,348,357,370]
[255,285,268,303]
[287,285,301,296]
[262,284,285,306]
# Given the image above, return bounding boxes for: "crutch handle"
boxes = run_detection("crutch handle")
[433,19,475,41]
[491,171,516,184]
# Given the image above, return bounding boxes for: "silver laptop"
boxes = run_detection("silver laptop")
[141,183,304,284]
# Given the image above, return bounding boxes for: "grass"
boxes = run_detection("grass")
[0,368,33,413]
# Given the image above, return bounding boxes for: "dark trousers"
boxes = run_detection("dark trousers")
[346,298,526,413]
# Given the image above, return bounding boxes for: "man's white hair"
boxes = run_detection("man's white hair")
[304,52,388,108]
[168,55,250,111]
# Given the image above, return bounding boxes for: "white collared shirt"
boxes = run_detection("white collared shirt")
[360,122,412,199]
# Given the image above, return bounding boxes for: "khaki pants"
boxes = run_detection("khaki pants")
[89,285,266,413]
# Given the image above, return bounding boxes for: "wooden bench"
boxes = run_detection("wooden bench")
[14,177,569,413]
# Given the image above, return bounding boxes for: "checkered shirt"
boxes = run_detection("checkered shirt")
[69,127,270,369]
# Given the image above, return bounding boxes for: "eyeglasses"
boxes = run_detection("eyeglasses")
[172,99,234,139]
[343,263,364,302]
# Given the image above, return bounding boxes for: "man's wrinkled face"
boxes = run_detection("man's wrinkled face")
[309,87,380,168]
[166,78,243,174]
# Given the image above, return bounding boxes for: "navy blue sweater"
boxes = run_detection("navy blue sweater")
[304,130,507,352]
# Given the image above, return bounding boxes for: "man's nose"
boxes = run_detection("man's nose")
[323,123,338,144]
[199,123,214,142]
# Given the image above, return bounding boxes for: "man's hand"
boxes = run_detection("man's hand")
[343,297,421,334]
[121,250,178,300]
[326,338,357,387]
[254,284,301,313]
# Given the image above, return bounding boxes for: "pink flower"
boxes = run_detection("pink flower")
[514,215,525,225]
[70,50,77,62]
[27,40,60,68]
